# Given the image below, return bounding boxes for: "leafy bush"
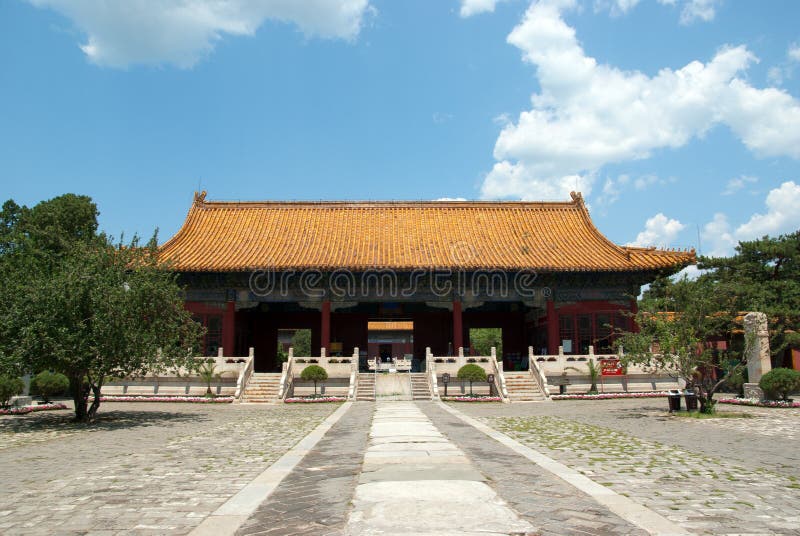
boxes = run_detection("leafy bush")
[457,364,487,395]
[30,371,69,403]
[197,361,221,397]
[301,365,328,395]
[586,360,599,394]
[0,375,25,408]
[759,368,800,401]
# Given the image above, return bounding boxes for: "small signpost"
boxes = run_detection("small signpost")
[442,373,450,397]
[599,358,623,393]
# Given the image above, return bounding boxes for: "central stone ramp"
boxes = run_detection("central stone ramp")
[374,373,412,401]
[345,402,533,535]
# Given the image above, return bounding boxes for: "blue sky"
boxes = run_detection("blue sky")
[1,0,799,264]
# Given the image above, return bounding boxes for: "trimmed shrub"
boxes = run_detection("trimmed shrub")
[300,365,328,395]
[457,364,487,396]
[759,368,800,401]
[0,376,25,408]
[30,371,69,403]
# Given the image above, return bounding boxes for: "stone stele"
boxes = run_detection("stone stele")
[743,311,771,399]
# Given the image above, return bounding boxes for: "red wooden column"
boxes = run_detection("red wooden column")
[546,299,559,355]
[321,300,331,354]
[453,300,463,352]
[222,300,235,356]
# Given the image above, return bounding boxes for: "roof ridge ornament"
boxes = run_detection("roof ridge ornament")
[570,191,584,204]
[194,190,207,206]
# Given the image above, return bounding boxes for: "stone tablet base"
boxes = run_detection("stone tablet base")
[743,383,764,401]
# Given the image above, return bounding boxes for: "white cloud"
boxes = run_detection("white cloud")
[767,66,784,86]
[480,0,800,201]
[679,0,719,25]
[735,181,800,240]
[790,44,800,63]
[594,0,641,16]
[701,212,736,257]
[596,174,629,206]
[459,0,507,17]
[628,213,686,248]
[28,0,372,68]
[722,175,758,195]
[435,197,468,201]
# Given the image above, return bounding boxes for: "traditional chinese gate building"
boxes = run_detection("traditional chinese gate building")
[159,191,694,373]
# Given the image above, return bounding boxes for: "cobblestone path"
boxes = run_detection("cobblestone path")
[480,412,800,535]
[235,403,373,536]
[459,398,800,478]
[0,403,335,535]
[419,402,648,536]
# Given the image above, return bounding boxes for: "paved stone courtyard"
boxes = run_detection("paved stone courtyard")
[0,403,336,535]
[2,398,799,535]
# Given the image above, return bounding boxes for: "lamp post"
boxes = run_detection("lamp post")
[442,373,450,397]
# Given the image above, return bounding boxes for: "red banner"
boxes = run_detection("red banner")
[600,358,624,376]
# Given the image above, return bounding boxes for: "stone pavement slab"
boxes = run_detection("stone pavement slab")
[457,400,800,535]
[345,402,534,536]
[419,401,650,536]
[235,402,373,536]
[0,402,336,536]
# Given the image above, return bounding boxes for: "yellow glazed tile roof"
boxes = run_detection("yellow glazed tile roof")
[159,191,695,272]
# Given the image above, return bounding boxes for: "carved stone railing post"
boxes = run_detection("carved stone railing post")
[490,347,509,402]
[528,346,551,398]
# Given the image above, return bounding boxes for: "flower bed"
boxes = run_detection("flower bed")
[552,392,668,401]
[719,397,800,408]
[284,396,346,403]
[0,403,68,415]
[92,396,234,404]
[441,396,502,402]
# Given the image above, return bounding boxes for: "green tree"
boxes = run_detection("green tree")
[292,329,312,356]
[699,231,800,364]
[0,375,25,408]
[457,363,487,396]
[0,194,203,422]
[586,360,600,394]
[30,371,70,403]
[618,276,737,413]
[197,360,222,397]
[300,364,328,396]
[469,328,502,357]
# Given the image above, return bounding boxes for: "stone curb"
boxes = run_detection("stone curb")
[437,401,694,536]
[189,402,353,536]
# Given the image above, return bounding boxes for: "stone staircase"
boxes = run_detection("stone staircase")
[410,373,432,400]
[242,373,282,403]
[504,372,546,402]
[356,373,376,401]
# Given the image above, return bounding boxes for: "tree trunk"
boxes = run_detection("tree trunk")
[69,373,89,422]
[86,383,102,422]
